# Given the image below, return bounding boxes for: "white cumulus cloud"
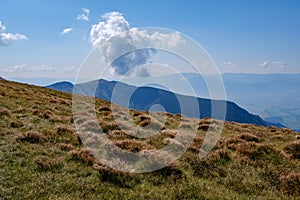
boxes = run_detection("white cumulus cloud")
[77,8,90,21]
[0,33,28,46]
[0,21,6,31]
[260,61,269,68]
[260,60,286,68]
[223,61,236,68]
[35,65,57,72]
[0,21,27,47]
[272,61,286,68]
[64,66,79,73]
[60,28,73,35]
[1,65,56,73]
[1,65,26,73]
[89,11,183,77]
[90,11,130,47]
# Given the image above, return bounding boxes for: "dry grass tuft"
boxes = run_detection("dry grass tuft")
[268,126,278,133]
[31,109,55,120]
[69,148,95,165]
[138,119,151,127]
[238,133,260,142]
[155,161,185,181]
[56,143,75,151]
[279,173,300,196]
[108,130,133,140]
[188,135,204,154]
[98,106,112,112]
[283,141,300,159]
[93,163,138,188]
[99,121,120,133]
[16,131,46,143]
[56,126,74,135]
[132,111,143,117]
[34,156,64,171]
[198,124,209,131]
[281,128,294,134]
[0,108,11,118]
[160,130,177,138]
[114,140,154,152]
[9,120,23,128]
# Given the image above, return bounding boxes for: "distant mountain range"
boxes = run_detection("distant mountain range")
[46,79,284,128]
[182,73,300,130]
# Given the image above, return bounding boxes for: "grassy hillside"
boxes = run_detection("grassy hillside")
[0,79,299,200]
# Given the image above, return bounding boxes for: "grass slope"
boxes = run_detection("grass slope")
[0,79,299,200]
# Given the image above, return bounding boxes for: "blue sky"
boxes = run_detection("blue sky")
[0,0,300,82]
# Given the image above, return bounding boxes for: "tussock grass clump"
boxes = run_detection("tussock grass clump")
[49,98,58,104]
[34,156,64,171]
[114,140,154,152]
[131,111,143,117]
[16,131,46,143]
[281,128,294,134]
[279,173,300,196]
[188,135,204,154]
[0,108,11,118]
[160,129,177,138]
[283,141,300,159]
[197,119,212,131]
[155,161,185,181]
[98,106,112,112]
[99,121,120,133]
[93,163,139,188]
[138,118,151,127]
[268,126,278,133]
[186,149,231,178]
[69,148,95,165]
[197,124,209,131]
[108,130,133,140]
[9,120,23,128]
[56,143,75,151]
[56,126,74,135]
[31,109,58,121]
[239,133,260,142]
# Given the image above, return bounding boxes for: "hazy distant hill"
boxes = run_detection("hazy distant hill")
[181,73,300,130]
[47,79,283,128]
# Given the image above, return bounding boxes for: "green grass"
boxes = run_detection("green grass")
[0,79,299,199]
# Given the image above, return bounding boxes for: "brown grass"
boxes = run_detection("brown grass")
[98,106,112,112]
[268,126,278,133]
[16,131,46,143]
[0,108,11,118]
[238,133,260,142]
[56,126,74,135]
[279,173,300,196]
[69,148,95,165]
[9,120,23,128]
[188,135,204,154]
[34,156,64,171]
[283,141,300,159]
[155,161,185,181]
[93,163,138,188]
[99,121,120,133]
[113,139,154,152]
[56,143,75,151]
[160,130,177,138]
[108,130,133,140]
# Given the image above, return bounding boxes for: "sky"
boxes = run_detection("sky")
[0,0,300,83]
